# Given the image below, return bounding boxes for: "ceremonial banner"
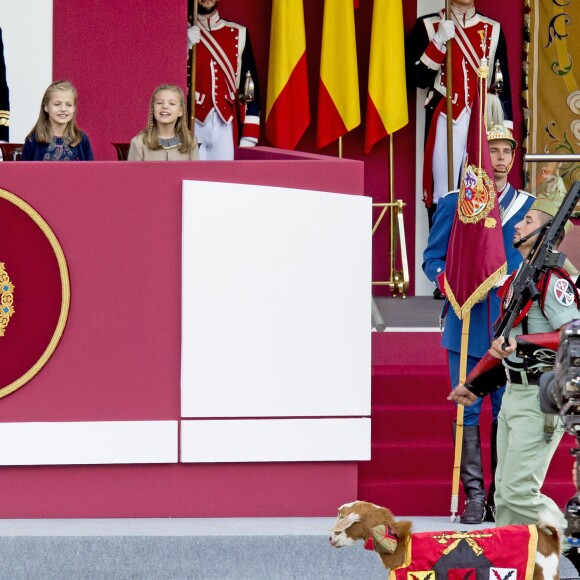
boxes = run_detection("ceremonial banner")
[444,86,507,319]
[0,188,70,398]
[316,0,360,149]
[265,0,310,150]
[364,0,408,153]
[525,0,580,214]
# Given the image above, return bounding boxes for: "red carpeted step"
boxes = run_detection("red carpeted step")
[371,404,456,442]
[371,365,450,405]
[359,442,455,481]
[358,479,461,516]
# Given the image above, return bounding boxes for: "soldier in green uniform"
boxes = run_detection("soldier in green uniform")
[450,197,580,528]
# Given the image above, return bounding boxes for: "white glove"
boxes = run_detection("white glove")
[187,25,201,49]
[239,137,257,148]
[433,20,455,47]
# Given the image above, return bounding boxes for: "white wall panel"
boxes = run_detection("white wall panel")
[0,0,53,143]
[181,181,371,418]
[181,418,371,462]
[0,421,177,465]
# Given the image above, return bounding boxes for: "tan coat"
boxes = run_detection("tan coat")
[128,133,199,161]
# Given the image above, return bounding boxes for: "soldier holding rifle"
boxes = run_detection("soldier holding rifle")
[450,185,580,528]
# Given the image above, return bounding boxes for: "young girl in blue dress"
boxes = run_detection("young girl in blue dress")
[128,84,199,160]
[22,80,94,161]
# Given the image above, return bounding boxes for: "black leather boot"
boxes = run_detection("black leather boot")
[484,420,498,522]
[453,423,486,524]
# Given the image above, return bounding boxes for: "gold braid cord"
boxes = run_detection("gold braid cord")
[0,188,70,398]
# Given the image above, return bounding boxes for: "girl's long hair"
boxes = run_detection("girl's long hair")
[27,80,83,146]
[142,84,194,154]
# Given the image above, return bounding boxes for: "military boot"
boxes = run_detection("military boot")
[484,420,498,522]
[454,423,486,524]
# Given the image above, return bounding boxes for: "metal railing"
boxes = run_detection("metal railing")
[372,199,409,297]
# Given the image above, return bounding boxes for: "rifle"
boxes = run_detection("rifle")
[464,180,580,396]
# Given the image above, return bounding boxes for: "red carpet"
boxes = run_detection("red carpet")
[360,331,577,516]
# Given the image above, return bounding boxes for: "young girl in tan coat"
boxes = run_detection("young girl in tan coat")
[128,84,199,160]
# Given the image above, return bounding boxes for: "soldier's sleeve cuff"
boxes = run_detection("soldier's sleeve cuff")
[241,115,260,141]
[421,42,445,69]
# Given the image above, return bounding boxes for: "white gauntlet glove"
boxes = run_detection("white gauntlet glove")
[433,20,455,47]
[239,137,257,148]
[187,25,201,50]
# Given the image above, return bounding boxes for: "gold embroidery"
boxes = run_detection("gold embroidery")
[0,262,14,336]
[433,531,494,556]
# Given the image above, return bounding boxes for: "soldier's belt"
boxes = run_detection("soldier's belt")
[505,368,541,385]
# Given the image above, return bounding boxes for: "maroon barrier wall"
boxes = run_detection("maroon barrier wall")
[52,1,525,294]
[0,156,364,517]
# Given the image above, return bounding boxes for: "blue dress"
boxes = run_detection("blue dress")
[21,133,94,161]
[422,184,534,424]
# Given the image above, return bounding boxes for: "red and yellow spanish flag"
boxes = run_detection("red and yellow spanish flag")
[364,0,408,153]
[265,0,310,150]
[316,0,360,149]
[444,84,506,319]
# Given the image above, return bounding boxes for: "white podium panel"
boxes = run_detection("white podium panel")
[180,418,371,462]
[182,181,371,418]
[0,421,177,465]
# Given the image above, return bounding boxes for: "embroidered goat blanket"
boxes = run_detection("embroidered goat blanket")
[390,525,537,580]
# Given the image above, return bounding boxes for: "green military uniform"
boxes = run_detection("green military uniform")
[495,270,580,527]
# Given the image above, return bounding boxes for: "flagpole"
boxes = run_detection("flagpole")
[338,136,343,159]
[449,57,490,523]
[188,0,199,130]
[445,0,454,191]
[450,312,469,522]
[389,133,395,282]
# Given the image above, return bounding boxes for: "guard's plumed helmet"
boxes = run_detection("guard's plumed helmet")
[487,124,517,150]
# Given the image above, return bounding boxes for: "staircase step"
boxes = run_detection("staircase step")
[371,404,455,441]
[372,365,449,404]
[358,479,461,516]
[360,443,455,481]
[370,403,497,444]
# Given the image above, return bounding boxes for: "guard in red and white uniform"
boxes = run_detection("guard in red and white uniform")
[409,0,512,225]
[188,0,260,160]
